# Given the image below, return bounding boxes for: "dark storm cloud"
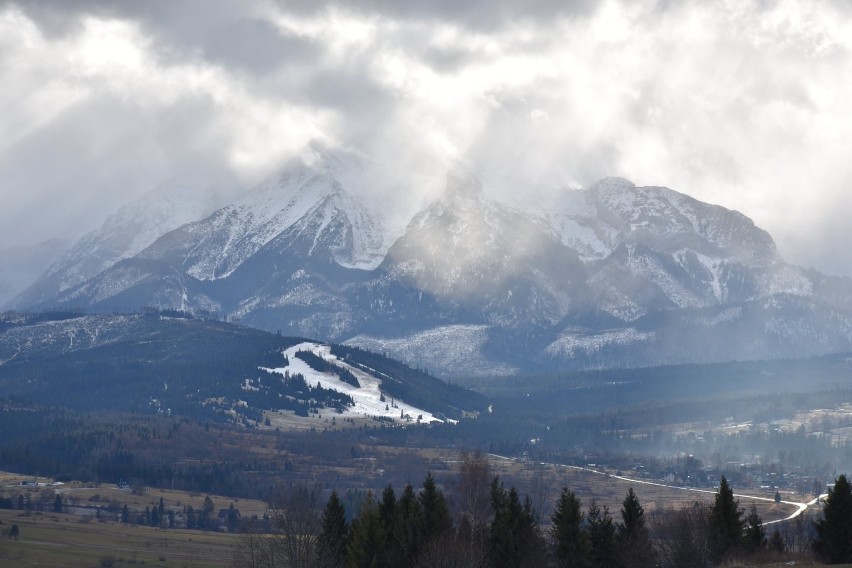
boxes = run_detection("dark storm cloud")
[273,0,601,30]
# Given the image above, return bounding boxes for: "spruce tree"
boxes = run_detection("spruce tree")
[488,478,542,568]
[587,500,617,568]
[346,492,386,568]
[768,529,785,555]
[389,484,421,566]
[617,488,645,541]
[418,472,452,542]
[318,491,348,568]
[616,488,654,568]
[813,473,852,563]
[550,487,591,568]
[379,485,397,536]
[743,504,765,554]
[709,475,745,561]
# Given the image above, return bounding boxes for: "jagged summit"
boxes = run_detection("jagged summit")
[11,160,852,377]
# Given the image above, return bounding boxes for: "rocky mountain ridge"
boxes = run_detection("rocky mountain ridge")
[9,151,852,377]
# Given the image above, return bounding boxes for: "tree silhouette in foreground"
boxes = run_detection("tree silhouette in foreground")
[708,475,744,561]
[489,478,543,568]
[317,490,348,568]
[587,499,617,568]
[814,473,852,564]
[550,487,590,568]
[616,488,654,567]
[742,503,765,554]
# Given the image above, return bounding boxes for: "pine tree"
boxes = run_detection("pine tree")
[346,492,386,568]
[226,502,238,532]
[318,491,348,568]
[587,500,617,568]
[709,475,745,560]
[418,472,452,542]
[488,478,542,568]
[550,487,591,568]
[201,496,215,530]
[813,473,852,563]
[389,484,421,566]
[617,488,645,541]
[743,504,765,554]
[379,485,397,535]
[768,529,785,555]
[616,488,654,568]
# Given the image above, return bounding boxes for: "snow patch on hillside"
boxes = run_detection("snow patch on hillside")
[758,264,813,298]
[546,328,655,358]
[344,325,518,378]
[0,315,139,362]
[267,342,440,423]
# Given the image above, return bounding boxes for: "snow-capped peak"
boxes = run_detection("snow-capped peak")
[136,151,396,279]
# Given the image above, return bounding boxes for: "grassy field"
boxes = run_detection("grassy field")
[0,471,270,568]
[0,509,238,568]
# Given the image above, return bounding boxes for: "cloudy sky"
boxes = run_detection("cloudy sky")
[2,0,852,276]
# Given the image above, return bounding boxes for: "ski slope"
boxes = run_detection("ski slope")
[267,341,441,424]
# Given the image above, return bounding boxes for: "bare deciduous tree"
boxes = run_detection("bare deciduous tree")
[268,484,324,568]
[415,529,487,568]
[456,450,492,531]
[230,521,274,568]
[651,502,711,568]
[231,484,324,568]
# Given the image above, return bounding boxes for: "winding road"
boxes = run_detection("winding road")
[489,454,825,525]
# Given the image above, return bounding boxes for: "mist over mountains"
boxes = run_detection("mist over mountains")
[8,147,852,377]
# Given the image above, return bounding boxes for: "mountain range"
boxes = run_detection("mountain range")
[8,147,852,377]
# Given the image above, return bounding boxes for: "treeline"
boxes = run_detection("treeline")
[231,454,799,568]
[330,344,487,420]
[0,409,294,498]
[239,368,356,417]
[295,349,361,387]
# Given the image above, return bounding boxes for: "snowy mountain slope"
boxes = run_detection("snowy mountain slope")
[9,177,229,308]
[345,324,518,378]
[14,160,852,377]
[269,342,441,424]
[0,313,143,364]
[138,151,394,281]
[380,168,590,328]
[0,313,483,423]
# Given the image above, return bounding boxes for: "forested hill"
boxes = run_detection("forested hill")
[0,311,484,424]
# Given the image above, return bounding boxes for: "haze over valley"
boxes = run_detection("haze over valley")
[4,2,852,566]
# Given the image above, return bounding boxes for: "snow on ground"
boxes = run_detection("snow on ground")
[545,328,656,358]
[267,341,442,424]
[344,325,518,378]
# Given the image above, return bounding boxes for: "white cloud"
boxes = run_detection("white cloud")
[2,0,852,276]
